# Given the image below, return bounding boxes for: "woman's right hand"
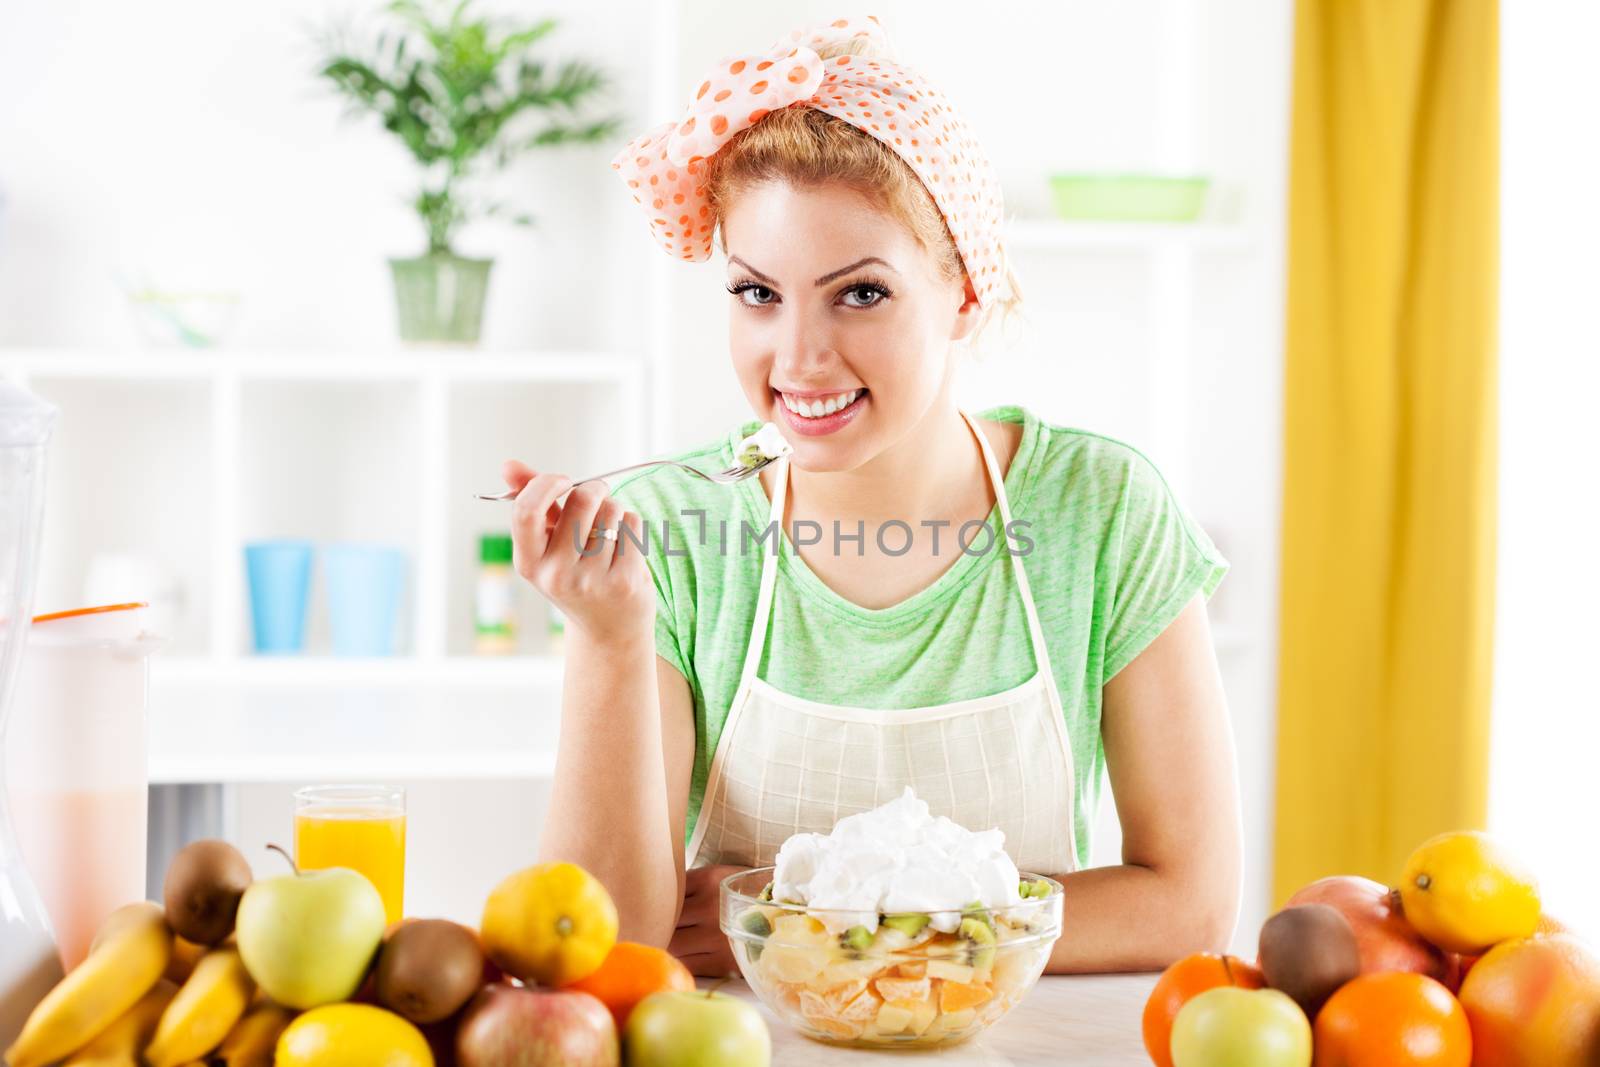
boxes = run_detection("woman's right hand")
[501,460,655,646]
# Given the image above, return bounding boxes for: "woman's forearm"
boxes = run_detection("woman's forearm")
[1042,861,1238,973]
[539,630,679,945]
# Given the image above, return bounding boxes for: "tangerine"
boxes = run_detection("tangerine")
[1313,972,1471,1067]
[1141,953,1264,1067]
[562,941,694,1029]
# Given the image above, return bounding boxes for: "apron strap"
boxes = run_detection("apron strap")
[737,453,788,691]
[959,410,1059,693]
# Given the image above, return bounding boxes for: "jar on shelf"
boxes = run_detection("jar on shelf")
[474,532,517,655]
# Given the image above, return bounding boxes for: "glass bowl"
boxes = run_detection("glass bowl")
[720,867,1063,1049]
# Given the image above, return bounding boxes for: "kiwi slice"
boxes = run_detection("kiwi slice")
[840,925,874,955]
[737,909,771,963]
[881,913,931,937]
[757,881,774,902]
[959,916,998,970]
[1019,879,1052,900]
[962,901,996,933]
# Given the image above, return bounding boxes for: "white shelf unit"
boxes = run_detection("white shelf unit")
[997,218,1259,500]
[1,348,645,781]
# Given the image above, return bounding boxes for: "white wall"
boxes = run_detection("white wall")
[1492,3,1600,939]
[0,0,655,352]
[1,1,1293,946]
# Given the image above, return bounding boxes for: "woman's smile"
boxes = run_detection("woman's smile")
[773,386,869,436]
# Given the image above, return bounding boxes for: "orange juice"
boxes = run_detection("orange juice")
[293,788,406,924]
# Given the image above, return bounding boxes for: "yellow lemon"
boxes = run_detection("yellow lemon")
[276,1003,433,1067]
[480,861,619,986]
[1399,831,1540,955]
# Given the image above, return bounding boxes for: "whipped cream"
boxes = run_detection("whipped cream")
[737,422,792,467]
[772,789,1023,934]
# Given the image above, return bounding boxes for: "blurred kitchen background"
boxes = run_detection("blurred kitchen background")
[0,0,1591,953]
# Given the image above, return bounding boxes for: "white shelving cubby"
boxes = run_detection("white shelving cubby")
[0,348,645,784]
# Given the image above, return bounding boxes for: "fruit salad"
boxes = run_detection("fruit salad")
[718,790,1062,1048]
[722,868,1061,1048]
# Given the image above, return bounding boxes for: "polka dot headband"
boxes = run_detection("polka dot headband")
[610,14,1008,309]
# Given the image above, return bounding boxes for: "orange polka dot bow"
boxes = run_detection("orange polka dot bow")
[610,14,1008,309]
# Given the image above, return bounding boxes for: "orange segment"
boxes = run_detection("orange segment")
[939,979,994,1013]
[875,976,932,1003]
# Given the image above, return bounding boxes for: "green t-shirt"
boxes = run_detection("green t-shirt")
[611,405,1228,867]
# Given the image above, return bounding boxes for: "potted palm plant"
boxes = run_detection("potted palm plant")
[316,1,620,344]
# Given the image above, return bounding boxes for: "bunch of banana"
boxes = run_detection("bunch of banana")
[213,1001,295,1067]
[60,979,177,1066]
[143,945,256,1067]
[165,937,208,985]
[3,903,173,1067]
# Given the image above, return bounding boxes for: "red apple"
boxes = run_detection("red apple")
[457,984,619,1067]
[1283,876,1459,987]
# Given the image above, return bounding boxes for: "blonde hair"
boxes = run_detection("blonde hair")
[703,37,1024,348]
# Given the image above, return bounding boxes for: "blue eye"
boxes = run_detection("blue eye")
[726,281,777,306]
[841,283,890,308]
[725,277,894,309]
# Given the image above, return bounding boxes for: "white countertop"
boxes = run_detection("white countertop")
[720,973,1158,1066]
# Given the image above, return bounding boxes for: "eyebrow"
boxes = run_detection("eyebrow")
[728,256,896,288]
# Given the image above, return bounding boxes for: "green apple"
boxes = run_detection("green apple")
[235,844,386,1009]
[624,989,771,1067]
[1170,986,1312,1067]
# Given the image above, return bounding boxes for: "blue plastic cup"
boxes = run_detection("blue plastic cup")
[323,543,407,657]
[244,540,313,654]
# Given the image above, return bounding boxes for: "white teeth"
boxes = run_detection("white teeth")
[782,389,859,419]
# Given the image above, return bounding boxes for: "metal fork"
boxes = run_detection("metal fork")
[473,455,779,501]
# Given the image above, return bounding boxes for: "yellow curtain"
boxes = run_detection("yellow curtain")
[1273,0,1499,904]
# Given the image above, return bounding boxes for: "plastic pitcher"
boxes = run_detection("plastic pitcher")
[8,603,162,969]
[0,381,64,1049]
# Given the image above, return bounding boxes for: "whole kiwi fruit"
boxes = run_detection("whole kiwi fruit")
[1258,902,1362,1016]
[163,838,253,945]
[375,918,486,1024]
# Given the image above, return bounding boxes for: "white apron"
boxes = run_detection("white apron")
[687,410,1079,875]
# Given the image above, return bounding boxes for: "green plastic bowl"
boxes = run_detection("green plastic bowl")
[1047,174,1210,222]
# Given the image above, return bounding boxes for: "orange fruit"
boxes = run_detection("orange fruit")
[1314,972,1471,1067]
[1141,953,1264,1067]
[1457,933,1600,1067]
[561,941,693,1029]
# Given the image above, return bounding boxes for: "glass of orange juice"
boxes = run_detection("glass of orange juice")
[293,785,406,925]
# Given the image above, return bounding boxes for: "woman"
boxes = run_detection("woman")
[503,16,1242,975]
